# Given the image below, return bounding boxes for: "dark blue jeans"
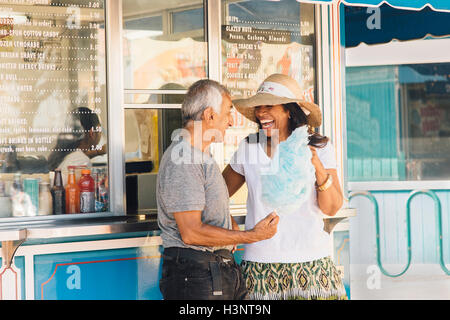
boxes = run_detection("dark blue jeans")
[159,248,248,300]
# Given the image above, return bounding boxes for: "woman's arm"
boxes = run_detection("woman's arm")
[222,164,246,197]
[223,164,246,251]
[310,147,343,216]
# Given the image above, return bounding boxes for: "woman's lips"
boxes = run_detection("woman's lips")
[260,119,274,129]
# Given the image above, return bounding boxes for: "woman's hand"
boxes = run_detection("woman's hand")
[309,146,321,168]
[309,146,328,185]
[309,146,343,216]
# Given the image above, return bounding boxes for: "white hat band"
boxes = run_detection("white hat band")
[256,81,296,99]
[256,81,310,115]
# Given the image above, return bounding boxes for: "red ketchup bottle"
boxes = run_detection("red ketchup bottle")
[79,169,95,213]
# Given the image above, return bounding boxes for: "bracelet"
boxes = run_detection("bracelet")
[315,174,333,192]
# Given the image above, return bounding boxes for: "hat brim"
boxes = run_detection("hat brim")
[232,92,322,127]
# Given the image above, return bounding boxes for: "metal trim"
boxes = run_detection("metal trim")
[349,181,450,191]
[319,4,333,140]
[106,0,126,215]
[207,0,221,81]
[0,216,158,241]
[315,3,324,134]
[124,103,182,109]
[124,89,187,94]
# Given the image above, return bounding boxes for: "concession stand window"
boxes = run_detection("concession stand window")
[121,0,318,216]
[122,0,207,215]
[0,0,110,222]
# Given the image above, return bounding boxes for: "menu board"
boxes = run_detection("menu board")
[222,19,315,103]
[0,0,108,217]
[0,0,107,174]
[221,10,316,156]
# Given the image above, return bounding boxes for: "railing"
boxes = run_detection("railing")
[348,189,450,277]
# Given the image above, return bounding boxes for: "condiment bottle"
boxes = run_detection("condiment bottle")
[11,173,26,217]
[11,173,23,196]
[65,167,80,214]
[51,169,66,214]
[93,167,108,212]
[38,181,52,216]
[79,169,95,213]
[0,179,5,196]
[0,178,12,218]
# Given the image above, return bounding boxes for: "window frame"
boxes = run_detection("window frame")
[120,0,322,214]
[0,0,119,225]
[345,38,450,191]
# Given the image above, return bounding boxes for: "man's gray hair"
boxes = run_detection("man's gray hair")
[181,79,230,126]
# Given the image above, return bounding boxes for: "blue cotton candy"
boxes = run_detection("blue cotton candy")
[260,126,316,215]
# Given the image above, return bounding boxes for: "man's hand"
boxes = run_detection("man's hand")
[173,210,279,247]
[250,211,279,241]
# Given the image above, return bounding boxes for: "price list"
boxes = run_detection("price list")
[0,0,106,164]
[221,15,316,102]
[220,6,316,170]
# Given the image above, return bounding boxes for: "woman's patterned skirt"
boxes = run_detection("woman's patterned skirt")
[240,256,348,300]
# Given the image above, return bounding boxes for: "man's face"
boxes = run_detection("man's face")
[207,93,233,143]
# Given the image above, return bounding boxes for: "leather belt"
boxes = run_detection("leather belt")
[163,247,233,264]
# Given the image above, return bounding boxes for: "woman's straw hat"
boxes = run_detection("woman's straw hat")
[232,73,322,127]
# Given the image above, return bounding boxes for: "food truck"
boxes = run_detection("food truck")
[0,0,447,300]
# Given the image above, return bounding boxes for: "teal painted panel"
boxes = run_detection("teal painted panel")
[15,256,25,300]
[34,246,163,300]
[333,230,350,299]
[349,190,450,267]
[233,245,245,265]
[346,65,407,182]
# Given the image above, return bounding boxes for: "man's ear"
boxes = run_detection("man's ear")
[201,107,214,121]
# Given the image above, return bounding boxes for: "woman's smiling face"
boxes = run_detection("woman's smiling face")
[254,104,290,139]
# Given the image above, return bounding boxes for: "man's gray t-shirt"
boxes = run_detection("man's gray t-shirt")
[156,137,233,252]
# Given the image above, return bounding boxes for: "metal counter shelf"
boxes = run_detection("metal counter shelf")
[0,213,159,242]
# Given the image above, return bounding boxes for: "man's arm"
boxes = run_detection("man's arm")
[173,210,279,247]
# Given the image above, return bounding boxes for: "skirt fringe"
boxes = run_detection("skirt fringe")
[241,256,348,300]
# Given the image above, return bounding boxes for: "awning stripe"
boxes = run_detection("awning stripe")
[300,0,450,12]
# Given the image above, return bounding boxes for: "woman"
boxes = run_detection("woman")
[48,107,104,181]
[223,74,347,300]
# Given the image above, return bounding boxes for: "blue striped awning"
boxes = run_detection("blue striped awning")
[305,0,450,12]
[342,0,450,11]
[344,3,450,47]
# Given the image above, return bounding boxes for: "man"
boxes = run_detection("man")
[157,79,279,300]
